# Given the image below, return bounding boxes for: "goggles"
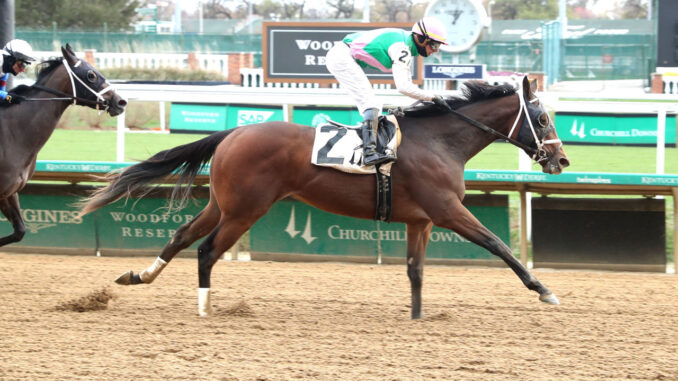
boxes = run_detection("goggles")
[16,60,29,69]
[429,40,441,50]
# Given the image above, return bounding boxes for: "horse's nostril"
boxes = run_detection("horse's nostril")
[559,157,570,168]
[118,99,128,107]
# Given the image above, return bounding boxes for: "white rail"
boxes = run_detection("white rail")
[33,51,231,77]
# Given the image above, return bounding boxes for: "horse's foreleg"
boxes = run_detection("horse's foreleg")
[116,201,221,286]
[434,201,559,305]
[0,194,26,247]
[406,221,433,319]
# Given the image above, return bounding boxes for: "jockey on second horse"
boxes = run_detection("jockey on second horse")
[0,39,36,105]
[325,17,450,166]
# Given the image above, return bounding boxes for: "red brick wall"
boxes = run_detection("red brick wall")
[228,53,254,85]
[651,73,664,94]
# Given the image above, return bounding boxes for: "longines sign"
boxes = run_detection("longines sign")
[263,22,423,84]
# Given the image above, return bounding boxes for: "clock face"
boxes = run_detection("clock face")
[425,0,488,54]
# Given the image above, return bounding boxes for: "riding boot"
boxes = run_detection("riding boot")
[361,108,389,166]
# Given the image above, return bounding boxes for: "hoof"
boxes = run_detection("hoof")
[115,271,133,285]
[539,293,560,305]
[198,307,214,317]
[115,271,142,285]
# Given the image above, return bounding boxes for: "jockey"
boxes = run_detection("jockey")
[326,17,449,166]
[0,39,36,104]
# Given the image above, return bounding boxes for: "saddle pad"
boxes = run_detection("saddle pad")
[311,115,400,174]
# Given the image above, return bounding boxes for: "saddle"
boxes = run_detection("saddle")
[311,115,401,221]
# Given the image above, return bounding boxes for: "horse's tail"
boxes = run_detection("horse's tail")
[78,129,236,216]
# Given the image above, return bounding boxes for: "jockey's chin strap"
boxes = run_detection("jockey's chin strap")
[62,58,114,111]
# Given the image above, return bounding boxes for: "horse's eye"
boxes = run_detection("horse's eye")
[538,113,549,128]
[87,70,97,83]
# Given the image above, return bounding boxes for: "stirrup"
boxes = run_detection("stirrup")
[363,153,390,166]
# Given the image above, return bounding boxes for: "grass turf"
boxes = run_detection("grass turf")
[39,129,678,175]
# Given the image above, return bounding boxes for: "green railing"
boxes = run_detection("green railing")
[17,18,655,81]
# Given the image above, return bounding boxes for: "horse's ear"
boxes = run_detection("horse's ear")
[521,76,532,99]
[529,78,538,93]
[65,44,76,56]
[61,45,78,66]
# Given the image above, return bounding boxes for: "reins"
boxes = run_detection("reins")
[431,84,562,164]
[28,84,107,108]
[434,100,538,157]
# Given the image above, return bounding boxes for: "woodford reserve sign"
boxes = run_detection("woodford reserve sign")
[262,22,423,84]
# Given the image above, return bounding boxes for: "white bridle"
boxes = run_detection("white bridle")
[506,84,562,162]
[62,58,115,110]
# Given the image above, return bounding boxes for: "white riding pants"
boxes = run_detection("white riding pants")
[325,42,381,116]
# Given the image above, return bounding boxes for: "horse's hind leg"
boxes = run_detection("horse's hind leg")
[196,212,266,317]
[406,221,433,319]
[433,200,559,305]
[115,200,221,286]
[0,194,26,247]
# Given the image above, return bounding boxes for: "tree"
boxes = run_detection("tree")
[491,0,559,20]
[326,0,357,19]
[203,0,238,19]
[370,0,425,22]
[616,0,647,19]
[16,0,140,30]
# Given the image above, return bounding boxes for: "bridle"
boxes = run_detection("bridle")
[27,58,113,111]
[506,83,562,164]
[431,84,562,165]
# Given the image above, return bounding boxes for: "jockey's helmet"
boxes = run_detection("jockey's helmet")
[2,39,37,63]
[412,17,449,46]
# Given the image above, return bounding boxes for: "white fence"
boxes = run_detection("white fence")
[655,67,678,94]
[239,67,516,91]
[33,51,231,78]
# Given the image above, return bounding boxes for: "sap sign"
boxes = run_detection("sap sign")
[228,106,283,128]
[424,64,485,80]
[236,109,276,126]
[170,103,284,133]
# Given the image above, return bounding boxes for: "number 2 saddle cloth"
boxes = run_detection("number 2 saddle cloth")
[310,114,401,175]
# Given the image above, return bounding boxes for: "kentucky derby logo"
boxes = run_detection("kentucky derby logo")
[284,205,317,244]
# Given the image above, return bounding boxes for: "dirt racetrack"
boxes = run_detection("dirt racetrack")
[1,252,677,381]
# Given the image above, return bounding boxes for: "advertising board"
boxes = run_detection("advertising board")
[555,112,677,146]
[169,103,228,133]
[263,22,422,84]
[170,104,284,133]
[250,195,509,262]
[0,194,96,253]
[292,106,362,127]
[424,64,485,80]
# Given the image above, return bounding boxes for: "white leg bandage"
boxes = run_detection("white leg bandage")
[139,257,167,284]
[198,288,213,317]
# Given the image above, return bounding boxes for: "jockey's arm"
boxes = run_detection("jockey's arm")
[0,73,8,100]
[388,43,434,102]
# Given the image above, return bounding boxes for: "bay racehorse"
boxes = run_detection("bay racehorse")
[79,76,569,319]
[0,45,126,247]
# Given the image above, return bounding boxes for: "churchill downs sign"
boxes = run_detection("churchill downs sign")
[262,21,422,84]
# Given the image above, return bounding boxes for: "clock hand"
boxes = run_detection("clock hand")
[452,9,463,25]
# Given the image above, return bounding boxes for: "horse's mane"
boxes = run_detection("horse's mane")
[400,81,517,118]
[0,59,63,108]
